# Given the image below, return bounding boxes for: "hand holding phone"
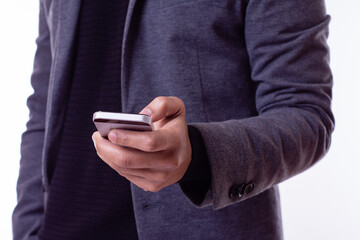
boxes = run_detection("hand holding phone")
[92,96,191,193]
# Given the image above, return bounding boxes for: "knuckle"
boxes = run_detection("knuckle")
[145,136,158,151]
[155,97,168,110]
[155,96,166,103]
[119,133,130,145]
[115,154,131,169]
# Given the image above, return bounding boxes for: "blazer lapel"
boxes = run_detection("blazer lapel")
[43,0,140,190]
[42,0,82,190]
[121,0,140,112]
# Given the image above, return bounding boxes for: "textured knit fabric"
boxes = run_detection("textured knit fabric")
[37,1,138,239]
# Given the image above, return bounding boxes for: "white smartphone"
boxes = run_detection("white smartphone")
[93,111,154,137]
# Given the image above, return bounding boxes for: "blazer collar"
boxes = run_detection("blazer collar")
[121,0,139,110]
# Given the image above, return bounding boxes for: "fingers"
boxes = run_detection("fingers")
[139,96,185,122]
[108,128,169,152]
[92,132,176,170]
[92,96,190,193]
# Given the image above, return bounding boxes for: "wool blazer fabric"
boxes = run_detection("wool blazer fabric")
[13,0,334,239]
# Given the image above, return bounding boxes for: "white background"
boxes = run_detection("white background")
[0,1,359,239]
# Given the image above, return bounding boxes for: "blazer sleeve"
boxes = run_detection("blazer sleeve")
[180,0,334,210]
[12,2,52,239]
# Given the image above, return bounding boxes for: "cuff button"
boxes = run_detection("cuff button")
[229,182,255,199]
[243,182,255,196]
[229,184,245,199]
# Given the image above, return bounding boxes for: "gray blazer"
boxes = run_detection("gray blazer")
[13,0,334,239]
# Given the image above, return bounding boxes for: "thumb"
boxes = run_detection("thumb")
[139,96,185,122]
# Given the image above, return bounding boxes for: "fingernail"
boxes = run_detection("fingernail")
[108,131,117,142]
[142,108,152,117]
